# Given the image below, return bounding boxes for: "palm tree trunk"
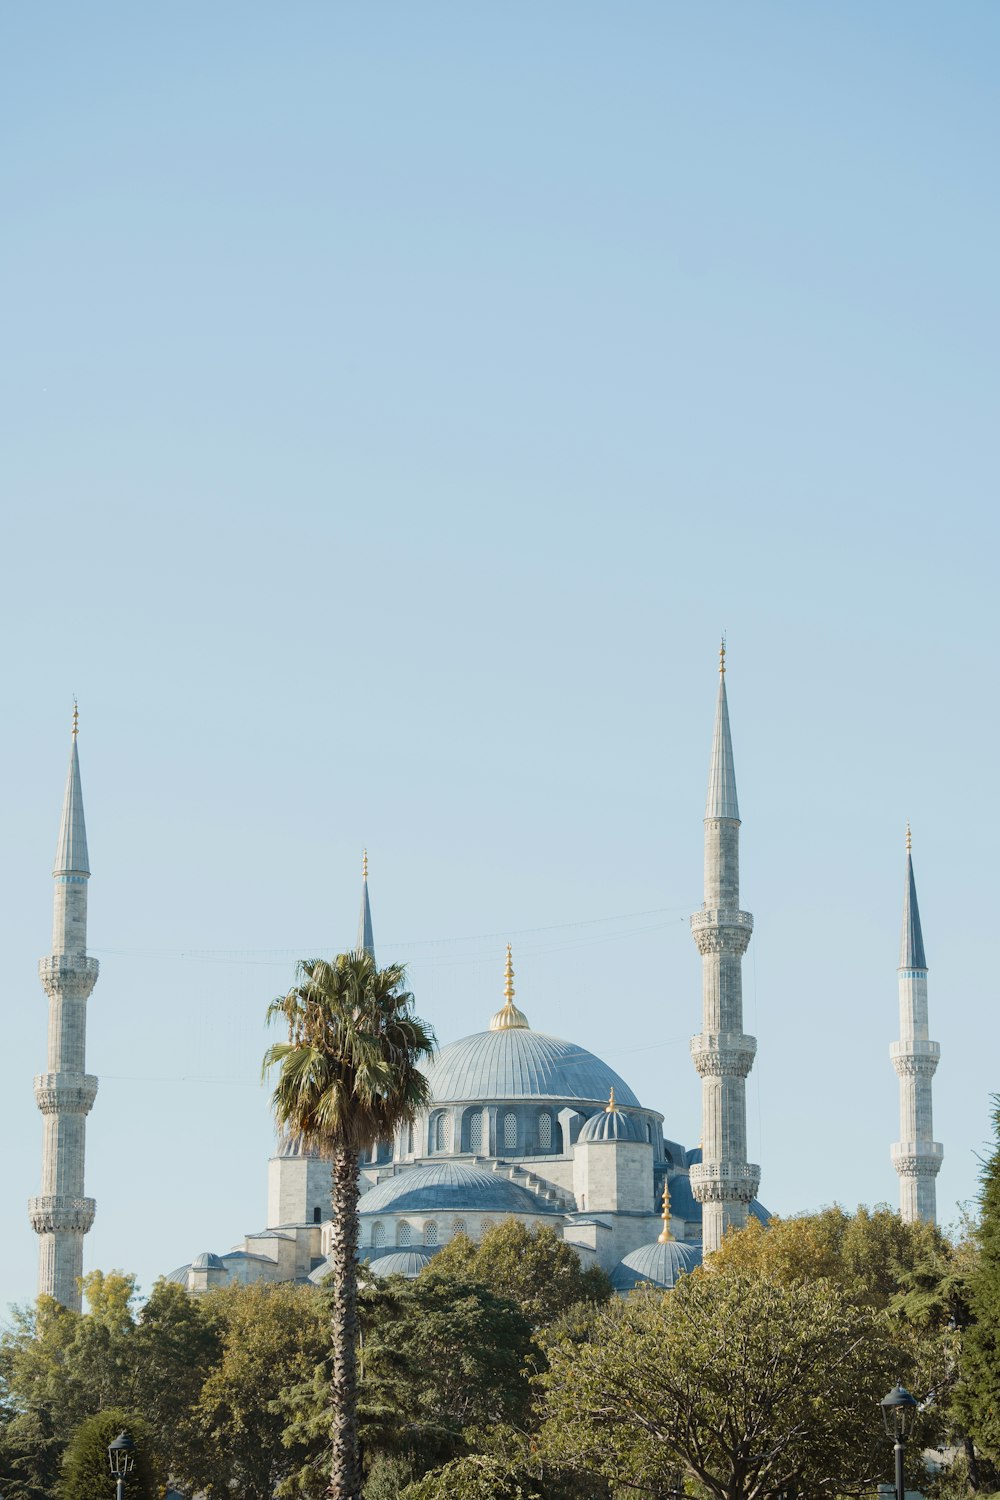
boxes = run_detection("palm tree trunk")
[328,1143,362,1500]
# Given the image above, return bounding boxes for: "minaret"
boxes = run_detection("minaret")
[689,642,760,1253]
[357,849,375,960]
[890,825,942,1223]
[28,708,99,1310]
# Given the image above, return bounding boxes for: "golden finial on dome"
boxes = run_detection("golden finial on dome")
[72,699,79,738]
[605,1086,617,1113]
[362,847,369,880]
[658,1180,673,1243]
[719,635,726,676]
[489,943,530,1031]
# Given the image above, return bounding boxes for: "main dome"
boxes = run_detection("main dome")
[424,1028,639,1107]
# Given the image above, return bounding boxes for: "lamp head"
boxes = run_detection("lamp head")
[881,1384,918,1440]
[108,1432,136,1478]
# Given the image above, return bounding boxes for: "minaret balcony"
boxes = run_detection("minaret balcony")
[38,954,99,998]
[28,1194,96,1234]
[690,1161,761,1203]
[690,909,753,933]
[690,1032,757,1078]
[890,1039,940,1077]
[33,1073,98,1115]
[891,1142,944,1176]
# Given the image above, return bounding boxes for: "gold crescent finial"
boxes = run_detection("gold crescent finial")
[658,1180,673,1242]
[605,1086,617,1113]
[905,822,912,854]
[72,700,79,738]
[362,848,368,880]
[504,942,515,1002]
[719,635,726,676]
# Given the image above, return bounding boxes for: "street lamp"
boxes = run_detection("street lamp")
[881,1384,919,1500]
[108,1431,136,1500]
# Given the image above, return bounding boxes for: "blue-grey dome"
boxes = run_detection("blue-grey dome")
[579,1107,644,1143]
[612,1239,702,1292]
[360,1162,559,1216]
[191,1251,225,1270]
[368,1248,435,1278]
[425,1029,639,1107]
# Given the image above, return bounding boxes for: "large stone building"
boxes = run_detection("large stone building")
[31,651,943,1308]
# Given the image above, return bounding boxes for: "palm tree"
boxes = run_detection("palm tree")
[263,951,435,1500]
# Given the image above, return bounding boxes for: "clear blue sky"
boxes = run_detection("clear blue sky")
[1,3,997,1309]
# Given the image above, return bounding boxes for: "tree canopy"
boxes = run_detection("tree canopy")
[423,1219,611,1326]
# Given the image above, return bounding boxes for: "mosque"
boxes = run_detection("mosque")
[29,652,943,1309]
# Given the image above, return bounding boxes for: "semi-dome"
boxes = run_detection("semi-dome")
[368,1248,435,1278]
[425,1029,639,1107]
[191,1251,225,1270]
[360,1161,560,1216]
[611,1238,702,1292]
[578,1093,644,1143]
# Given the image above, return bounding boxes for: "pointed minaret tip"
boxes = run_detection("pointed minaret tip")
[705,640,740,821]
[899,826,927,970]
[54,713,90,877]
[356,852,375,961]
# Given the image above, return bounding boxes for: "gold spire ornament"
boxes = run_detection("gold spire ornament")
[489,944,530,1031]
[72,700,79,738]
[362,848,369,880]
[719,635,726,676]
[906,822,912,854]
[657,1180,673,1243]
[605,1087,617,1113]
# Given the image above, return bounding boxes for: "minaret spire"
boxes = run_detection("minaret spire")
[29,711,99,1310]
[690,644,760,1253]
[890,827,942,1223]
[356,849,375,961]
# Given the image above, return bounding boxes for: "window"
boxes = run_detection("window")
[433,1113,451,1152]
[423,1221,438,1246]
[397,1221,412,1247]
[313,1205,322,1224]
[372,1221,385,1248]
[469,1112,482,1153]
[647,1122,654,1144]
[406,1122,414,1153]
[503,1111,517,1151]
[538,1112,552,1150]
[452,1219,466,1239]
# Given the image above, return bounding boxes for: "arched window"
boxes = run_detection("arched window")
[503,1111,517,1151]
[313,1205,322,1224]
[538,1112,552,1150]
[432,1113,451,1152]
[469,1111,482,1153]
[647,1122,654,1144]
[372,1221,385,1248]
[406,1122,414,1153]
[397,1221,412,1247]
[452,1219,466,1239]
[423,1221,438,1246]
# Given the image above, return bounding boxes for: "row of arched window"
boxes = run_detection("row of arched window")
[370,1218,470,1249]
[412,1109,556,1155]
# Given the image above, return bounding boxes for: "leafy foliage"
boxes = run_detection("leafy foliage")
[424,1219,612,1326]
[58,1408,158,1500]
[955,1100,1000,1480]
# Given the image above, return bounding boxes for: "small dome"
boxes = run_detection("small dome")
[191,1251,225,1271]
[360,1161,560,1216]
[611,1239,702,1293]
[578,1101,644,1143]
[368,1248,435,1278]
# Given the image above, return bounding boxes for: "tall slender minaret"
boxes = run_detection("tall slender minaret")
[689,642,760,1253]
[357,849,375,960]
[890,825,942,1223]
[28,708,99,1309]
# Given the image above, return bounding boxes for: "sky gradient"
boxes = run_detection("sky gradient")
[1,3,998,1308]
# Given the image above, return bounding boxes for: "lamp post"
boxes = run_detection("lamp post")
[881,1384,918,1500]
[108,1431,136,1500]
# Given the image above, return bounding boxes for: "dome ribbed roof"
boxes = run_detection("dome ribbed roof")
[360,1162,559,1216]
[368,1248,435,1278]
[425,1029,639,1107]
[191,1251,225,1270]
[611,1239,702,1292]
[579,1106,644,1143]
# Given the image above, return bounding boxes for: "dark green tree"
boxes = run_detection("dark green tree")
[424,1219,611,1326]
[955,1099,1000,1481]
[58,1408,158,1500]
[263,952,435,1500]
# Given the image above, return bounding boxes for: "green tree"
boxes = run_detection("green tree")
[539,1270,904,1500]
[264,952,435,1500]
[58,1408,158,1500]
[956,1100,1000,1478]
[424,1219,612,1326]
[178,1281,328,1500]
